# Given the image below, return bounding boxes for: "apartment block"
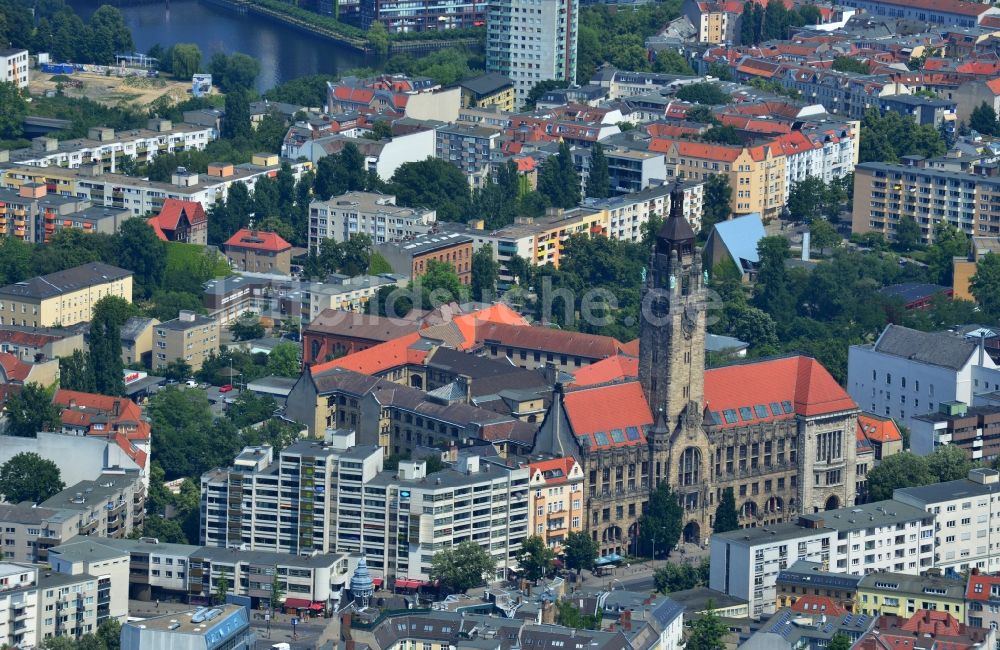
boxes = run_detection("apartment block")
[775,560,862,612]
[153,310,220,373]
[527,458,585,551]
[0,563,36,648]
[486,0,579,108]
[302,274,406,323]
[202,433,529,584]
[0,48,28,89]
[223,228,293,275]
[121,605,254,650]
[3,121,214,172]
[40,472,146,542]
[0,184,135,243]
[893,468,1000,573]
[651,139,786,219]
[911,402,1000,462]
[0,262,132,328]
[47,541,131,630]
[856,571,967,619]
[0,157,310,217]
[435,124,502,188]
[308,192,437,253]
[967,573,1000,630]
[584,180,705,241]
[0,325,84,364]
[710,522,837,618]
[458,73,515,112]
[852,162,1000,245]
[0,504,80,564]
[375,232,475,285]
[848,324,1000,432]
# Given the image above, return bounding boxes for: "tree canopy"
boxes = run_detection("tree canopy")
[675,82,731,105]
[865,448,971,501]
[0,452,64,504]
[638,482,683,557]
[430,541,496,592]
[517,536,555,582]
[4,383,61,438]
[859,107,946,164]
[389,158,471,222]
[563,530,600,575]
[713,487,739,533]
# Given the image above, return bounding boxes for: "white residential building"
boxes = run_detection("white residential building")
[0,564,37,649]
[486,0,579,109]
[847,324,1000,432]
[584,179,705,240]
[303,273,407,322]
[0,48,29,89]
[4,122,215,172]
[308,191,437,251]
[201,433,530,584]
[780,124,859,202]
[710,499,935,618]
[284,129,436,180]
[798,500,936,576]
[710,522,837,618]
[893,468,1000,573]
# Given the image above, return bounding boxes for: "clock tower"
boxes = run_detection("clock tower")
[638,179,706,446]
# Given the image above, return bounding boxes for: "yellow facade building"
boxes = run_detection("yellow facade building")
[652,139,786,220]
[527,457,586,552]
[0,262,133,328]
[458,73,516,113]
[856,572,967,620]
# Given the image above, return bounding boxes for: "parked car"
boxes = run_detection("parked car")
[219,384,234,393]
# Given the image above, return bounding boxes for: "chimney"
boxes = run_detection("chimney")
[112,400,120,417]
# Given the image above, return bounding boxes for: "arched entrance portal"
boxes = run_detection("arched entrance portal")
[683,521,701,545]
[825,495,840,511]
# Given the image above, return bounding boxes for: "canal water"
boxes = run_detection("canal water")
[67,0,368,91]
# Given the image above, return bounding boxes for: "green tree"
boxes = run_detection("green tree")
[654,50,695,75]
[116,219,167,299]
[702,125,742,145]
[787,176,827,223]
[430,541,496,592]
[471,244,499,302]
[675,82,730,105]
[140,516,188,544]
[555,600,601,630]
[827,633,852,650]
[894,215,923,253]
[265,342,301,377]
[228,391,278,428]
[925,221,968,285]
[164,359,193,383]
[865,452,934,501]
[211,52,260,93]
[148,386,242,479]
[0,452,64,503]
[90,296,134,396]
[713,487,739,533]
[5,383,61,438]
[831,57,869,74]
[524,79,570,110]
[587,142,612,198]
[970,102,1000,136]
[215,567,229,604]
[222,89,252,140]
[171,43,202,79]
[0,81,27,140]
[538,141,581,209]
[389,158,471,222]
[563,530,600,575]
[517,536,556,583]
[701,174,732,234]
[59,350,96,392]
[927,444,972,482]
[753,236,795,326]
[97,618,122,650]
[367,21,390,59]
[264,73,339,107]
[810,218,841,255]
[416,260,465,306]
[148,290,206,322]
[638,481,683,557]
[971,253,1000,318]
[859,107,946,164]
[685,606,728,650]
[653,562,705,593]
[270,575,286,610]
[229,313,265,341]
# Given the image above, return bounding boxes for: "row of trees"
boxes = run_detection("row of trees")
[739,0,822,45]
[0,0,133,66]
[859,107,947,164]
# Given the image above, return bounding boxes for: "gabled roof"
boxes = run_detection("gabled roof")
[0,353,32,382]
[704,355,856,428]
[870,324,977,371]
[224,228,292,253]
[857,413,902,444]
[789,595,849,617]
[570,354,638,387]
[966,573,1000,601]
[0,262,132,301]
[475,322,627,360]
[711,213,765,273]
[310,331,427,376]
[562,381,653,449]
[150,198,207,232]
[528,457,579,485]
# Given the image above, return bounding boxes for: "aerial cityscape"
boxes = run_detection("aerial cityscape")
[3,0,1000,647]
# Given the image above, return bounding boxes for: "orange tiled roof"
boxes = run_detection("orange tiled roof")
[310,331,427,377]
[857,413,902,443]
[0,353,32,382]
[528,457,579,484]
[967,574,1000,601]
[570,354,638,387]
[563,381,653,448]
[704,356,856,428]
[790,595,849,616]
[224,228,292,253]
[986,78,1000,94]
[53,389,151,441]
[150,199,207,232]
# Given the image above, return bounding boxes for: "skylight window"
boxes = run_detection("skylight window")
[723,409,738,424]
[739,407,754,421]
[625,426,640,440]
[781,400,793,414]
[755,405,769,418]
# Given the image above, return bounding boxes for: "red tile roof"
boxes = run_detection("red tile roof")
[966,573,1000,601]
[704,356,856,429]
[790,595,849,616]
[528,457,580,485]
[475,322,628,360]
[0,353,32,382]
[53,389,150,441]
[310,331,427,377]
[224,228,292,253]
[570,354,638,387]
[0,329,65,349]
[872,0,991,17]
[152,199,207,230]
[857,413,902,443]
[986,78,1000,95]
[563,381,653,449]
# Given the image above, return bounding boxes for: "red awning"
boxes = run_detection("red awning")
[284,598,311,609]
[372,577,383,586]
[309,603,324,611]
[395,579,420,589]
